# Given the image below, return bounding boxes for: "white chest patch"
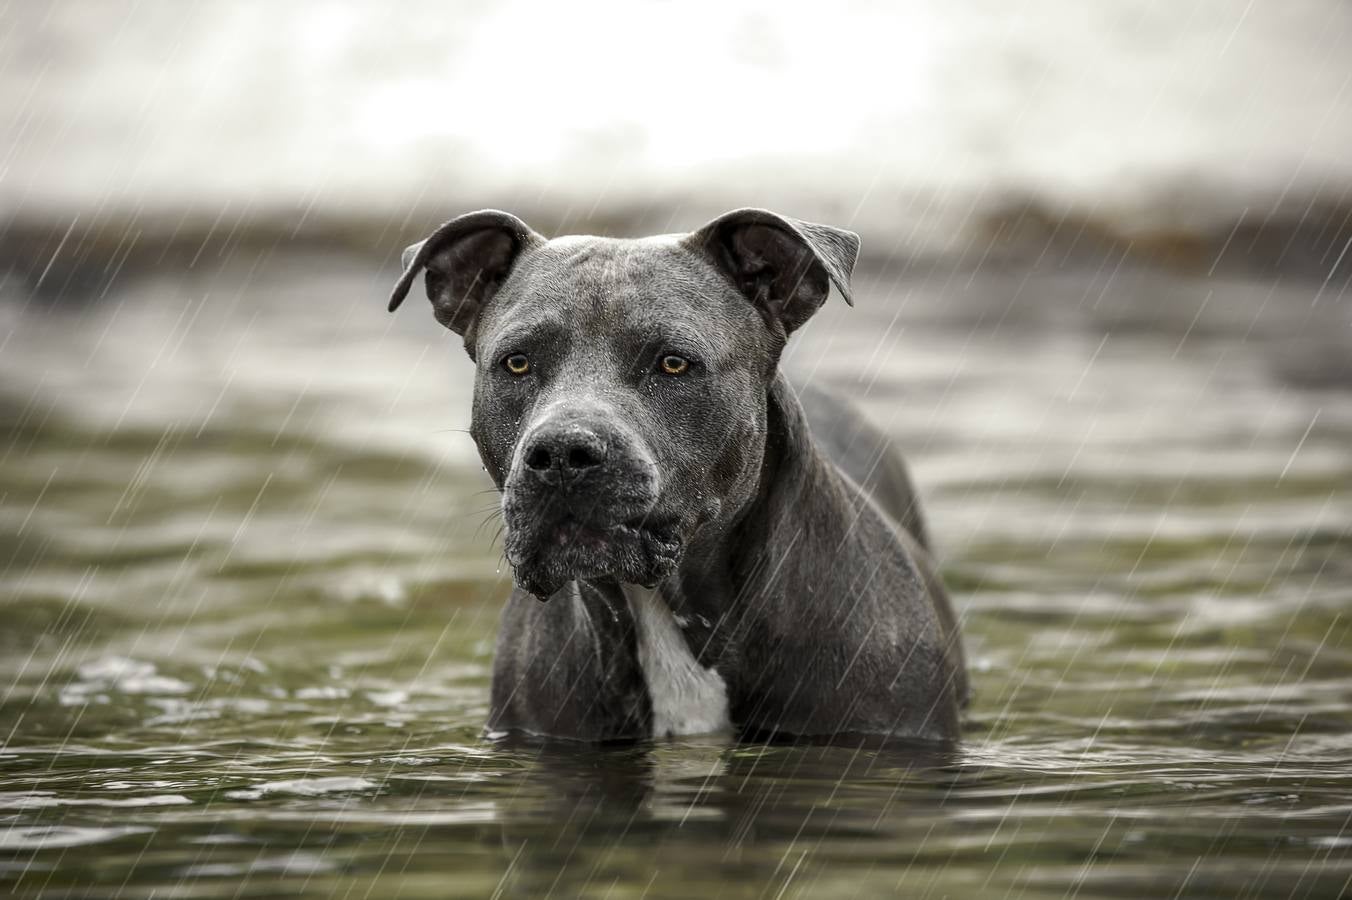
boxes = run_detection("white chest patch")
[623,585,731,739]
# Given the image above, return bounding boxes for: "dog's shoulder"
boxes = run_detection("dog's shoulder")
[793,380,933,552]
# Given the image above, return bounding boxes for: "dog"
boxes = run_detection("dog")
[388,208,967,742]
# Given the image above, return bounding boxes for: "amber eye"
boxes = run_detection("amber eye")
[659,354,690,376]
[503,354,531,375]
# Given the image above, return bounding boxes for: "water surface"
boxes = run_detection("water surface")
[1,252,1350,897]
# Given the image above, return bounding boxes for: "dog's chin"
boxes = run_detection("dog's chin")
[504,517,683,601]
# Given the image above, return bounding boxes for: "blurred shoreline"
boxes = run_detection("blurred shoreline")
[4,192,1350,306]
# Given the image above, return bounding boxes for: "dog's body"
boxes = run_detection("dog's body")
[487,378,967,741]
[388,210,967,743]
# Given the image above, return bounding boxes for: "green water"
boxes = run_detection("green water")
[1,253,1349,898]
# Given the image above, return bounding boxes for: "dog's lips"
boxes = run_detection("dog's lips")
[504,510,684,599]
[547,517,607,548]
[547,516,655,549]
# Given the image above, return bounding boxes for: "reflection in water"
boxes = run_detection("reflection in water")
[491,738,961,897]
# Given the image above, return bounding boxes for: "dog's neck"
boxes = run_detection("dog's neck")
[530,376,846,738]
[637,374,831,662]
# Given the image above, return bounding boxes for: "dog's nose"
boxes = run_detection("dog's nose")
[522,426,608,484]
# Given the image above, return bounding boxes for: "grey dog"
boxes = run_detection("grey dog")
[388,208,967,742]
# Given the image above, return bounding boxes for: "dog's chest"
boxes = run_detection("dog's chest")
[622,585,731,739]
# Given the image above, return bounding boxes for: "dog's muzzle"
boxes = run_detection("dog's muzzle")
[501,407,679,600]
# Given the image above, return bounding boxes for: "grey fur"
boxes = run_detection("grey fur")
[388,208,968,742]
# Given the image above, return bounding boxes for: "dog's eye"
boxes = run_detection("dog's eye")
[658,355,690,376]
[502,354,531,376]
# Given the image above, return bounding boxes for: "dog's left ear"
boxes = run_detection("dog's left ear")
[684,208,859,336]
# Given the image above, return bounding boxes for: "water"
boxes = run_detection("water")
[1,249,1350,898]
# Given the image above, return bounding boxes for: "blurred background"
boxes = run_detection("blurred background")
[6,0,1352,276]
[2,2,1350,898]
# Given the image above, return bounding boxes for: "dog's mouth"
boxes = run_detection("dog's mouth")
[544,515,640,549]
[504,511,683,600]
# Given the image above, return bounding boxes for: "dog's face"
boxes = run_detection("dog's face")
[469,237,775,598]
[388,209,858,599]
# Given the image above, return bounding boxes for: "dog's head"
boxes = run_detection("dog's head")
[389,209,858,599]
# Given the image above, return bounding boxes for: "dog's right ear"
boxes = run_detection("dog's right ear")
[387,210,543,350]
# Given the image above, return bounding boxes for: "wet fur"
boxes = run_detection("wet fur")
[389,209,968,743]
[486,378,968,742]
